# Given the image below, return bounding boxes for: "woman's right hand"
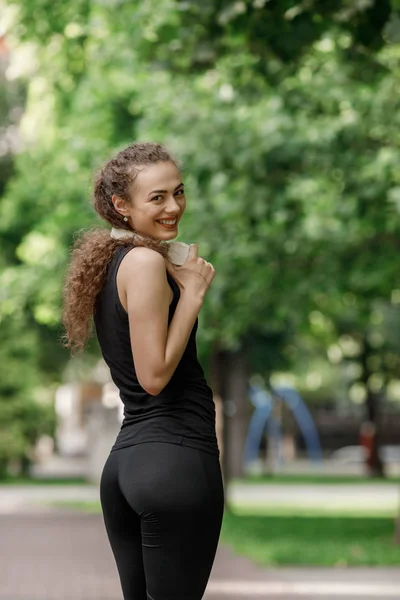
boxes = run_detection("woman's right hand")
[166,244,215,301]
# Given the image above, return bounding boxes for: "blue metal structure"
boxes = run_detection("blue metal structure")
[244,383,322,469]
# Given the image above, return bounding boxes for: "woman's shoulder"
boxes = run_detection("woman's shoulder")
[118,247,168,295]
[120,245,166,271]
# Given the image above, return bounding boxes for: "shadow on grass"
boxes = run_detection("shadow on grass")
[221,509,400,566]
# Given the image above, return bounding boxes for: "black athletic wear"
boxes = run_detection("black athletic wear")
[94,245,219,457]
[93,245,224,599]
[100,442,224,600]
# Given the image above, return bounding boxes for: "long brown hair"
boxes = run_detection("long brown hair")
[62,142,179,355]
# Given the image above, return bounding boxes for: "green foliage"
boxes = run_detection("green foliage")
[0,396,56,475]
[0,0,399,427]
[0,316,56,476]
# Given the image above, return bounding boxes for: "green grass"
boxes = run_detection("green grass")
[231,504,397,517]
[3,473,398,486]
[234,474,400,485]
[51,501,102,513]
[0,476,88,485]
[221,507,400,566]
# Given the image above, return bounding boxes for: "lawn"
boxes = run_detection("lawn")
[0,476,87,485]
[2,473,399,486]
[221,506,400,566]
[234,474,400,485]
[53,501,102,513]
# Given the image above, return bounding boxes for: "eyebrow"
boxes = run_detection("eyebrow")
[148,182,184,196]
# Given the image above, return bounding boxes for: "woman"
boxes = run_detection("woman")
[62,142,224,600]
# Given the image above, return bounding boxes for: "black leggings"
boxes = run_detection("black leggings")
[100,442,224,600]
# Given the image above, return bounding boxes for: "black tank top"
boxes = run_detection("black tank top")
[93,245,219,456]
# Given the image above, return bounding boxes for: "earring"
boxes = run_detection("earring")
[123,216,128,222]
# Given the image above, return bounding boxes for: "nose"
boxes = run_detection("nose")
[165,194,181,214]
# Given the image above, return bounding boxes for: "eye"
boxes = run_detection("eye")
[175,189,185,196]
[151,195,164,202]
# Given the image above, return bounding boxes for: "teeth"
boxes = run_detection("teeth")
[159,219,176,225]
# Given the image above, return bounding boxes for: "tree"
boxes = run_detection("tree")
[1,0,399,480]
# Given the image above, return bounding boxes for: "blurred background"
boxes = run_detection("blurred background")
[1,0,400,598]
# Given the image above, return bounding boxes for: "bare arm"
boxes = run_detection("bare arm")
[120,246,204,395]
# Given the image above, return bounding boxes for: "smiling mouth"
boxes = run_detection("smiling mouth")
[157,218,177,226]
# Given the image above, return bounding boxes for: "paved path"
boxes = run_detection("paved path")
[229,482,399,511]
[2,506,400,599]
[2,484,400,599]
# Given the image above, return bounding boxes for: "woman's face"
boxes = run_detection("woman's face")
[116,161,186,241]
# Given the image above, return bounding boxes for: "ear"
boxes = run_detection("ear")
[112,194,128,218]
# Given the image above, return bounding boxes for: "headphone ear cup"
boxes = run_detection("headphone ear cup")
[168,242,191,266]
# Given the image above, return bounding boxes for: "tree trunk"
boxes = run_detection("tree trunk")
[210,346,251,486]
[359,336,385,478]
[223,349,251,483]
[364,391,385,477]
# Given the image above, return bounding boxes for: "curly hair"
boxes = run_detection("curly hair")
[62,142,179,355]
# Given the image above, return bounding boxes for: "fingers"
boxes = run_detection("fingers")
[205,261,216,284]
[197,260,215,285]
[166,248,216,289]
